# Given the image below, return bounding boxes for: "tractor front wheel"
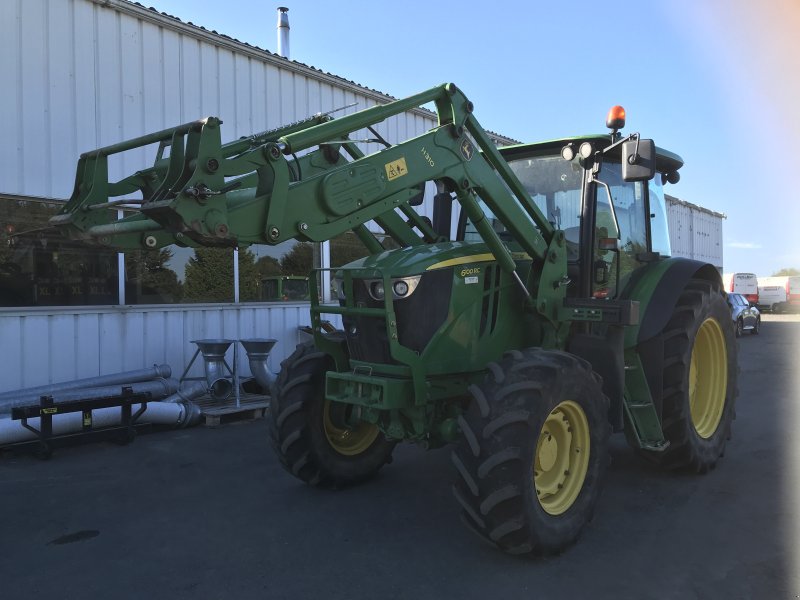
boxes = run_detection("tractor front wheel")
[451,349,610,556]
[267,342,395,488]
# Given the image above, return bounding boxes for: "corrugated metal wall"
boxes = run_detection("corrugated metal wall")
[0,303,342,394]
[666,197,724,270]
[3,0,503,392]
[0,0,442,203]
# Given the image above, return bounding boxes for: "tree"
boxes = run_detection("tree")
[183,248,236,302]
[184,247,261,302]
[280,242,313,275]
[255,255,281,278]
[772,267,800,276]
[125,247,183,302]
[237,249,261,302]
[331,232,371,267]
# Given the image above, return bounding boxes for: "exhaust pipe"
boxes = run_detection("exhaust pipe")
[0,378,180,415]
[0,401,200,447]
[240,338,278,392]
[0,364,172,401]
[192,339,234,401]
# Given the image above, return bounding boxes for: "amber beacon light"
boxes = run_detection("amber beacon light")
[606,105,626,131]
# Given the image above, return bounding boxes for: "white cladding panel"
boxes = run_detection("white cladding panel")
[666,199,723,270]
[0,0,508,392]
[0,304,340,394]
[0,0,441,207]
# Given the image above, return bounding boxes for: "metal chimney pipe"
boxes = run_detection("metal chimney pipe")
[240,338,278,391]
[192,339,234,401]
[277,7,290,59]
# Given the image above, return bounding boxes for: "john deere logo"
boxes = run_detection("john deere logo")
[460,139,474,161]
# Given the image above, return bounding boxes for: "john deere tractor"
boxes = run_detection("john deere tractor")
[50,83,737,555]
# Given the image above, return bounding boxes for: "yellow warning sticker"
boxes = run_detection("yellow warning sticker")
[384,157,408,181]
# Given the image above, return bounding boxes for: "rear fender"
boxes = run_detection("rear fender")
[620,258,722,420]
[622,257,722,347]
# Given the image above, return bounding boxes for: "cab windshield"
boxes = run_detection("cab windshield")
[462,153,584,260]
[460,149,666,299]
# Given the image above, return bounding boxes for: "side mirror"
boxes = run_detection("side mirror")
[622,139,656,182]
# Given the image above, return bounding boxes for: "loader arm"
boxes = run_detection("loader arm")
[49,84,555,286]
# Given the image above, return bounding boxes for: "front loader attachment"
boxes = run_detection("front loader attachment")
[48,84,555,271]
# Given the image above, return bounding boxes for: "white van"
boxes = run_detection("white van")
[723,272,758,304]
[757,276,800,312]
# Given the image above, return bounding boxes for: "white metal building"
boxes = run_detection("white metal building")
[0,0,723,394]
[665,195,725,271]
[0,0,515,393]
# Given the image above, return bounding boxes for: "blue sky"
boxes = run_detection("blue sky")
[150,0,799,276]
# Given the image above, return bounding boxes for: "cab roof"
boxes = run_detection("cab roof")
[499,134,684,174]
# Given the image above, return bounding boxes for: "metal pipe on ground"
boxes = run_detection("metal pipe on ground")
[0,378,180,415]
[0,401,201,447]
[0,364,172,401]
[161,381,208,404]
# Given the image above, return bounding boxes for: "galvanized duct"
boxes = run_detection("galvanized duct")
[162,381,208,404]
[0,364,172,401]
[0,378,180,415]
[0,401,201,447]
[240,338,278,392]
[192,340,234,401]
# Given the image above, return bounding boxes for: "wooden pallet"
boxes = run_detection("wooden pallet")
[194,393,270,426]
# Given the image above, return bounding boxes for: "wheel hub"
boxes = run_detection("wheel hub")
[689,317,728,439]
[533,401,590,516]
[323,399,380,456]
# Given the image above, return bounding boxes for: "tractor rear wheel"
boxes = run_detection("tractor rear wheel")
[642,279,737,472]
[267,342,395,488]
[451,349,610,556]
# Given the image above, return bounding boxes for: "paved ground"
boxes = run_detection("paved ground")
[2,315,799,599]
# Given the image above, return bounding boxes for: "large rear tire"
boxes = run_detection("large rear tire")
[642,279,737,472]
[267,342,395,488]
[451,349,610,556]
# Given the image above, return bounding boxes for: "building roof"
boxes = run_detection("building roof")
[665,194,727,219]
[95,0,519,145]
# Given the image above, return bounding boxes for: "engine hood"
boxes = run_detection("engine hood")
[338,241,530,278]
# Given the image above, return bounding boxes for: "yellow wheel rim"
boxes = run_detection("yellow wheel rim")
[323,400,380,456]
[689,318,728,438]
[533,400,591,516]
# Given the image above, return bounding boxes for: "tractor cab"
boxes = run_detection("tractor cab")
[458,115,683,302]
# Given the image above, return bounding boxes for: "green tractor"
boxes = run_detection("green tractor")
[51,84,736,555]
[261,275,310,302]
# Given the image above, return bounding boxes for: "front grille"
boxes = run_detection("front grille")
[341,269,453,363]
[396,269,452,352]
[342,280,393,363]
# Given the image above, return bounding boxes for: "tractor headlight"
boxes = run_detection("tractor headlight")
[393,280,409,297]
[365,275,421,301]
[371,281,385,301]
